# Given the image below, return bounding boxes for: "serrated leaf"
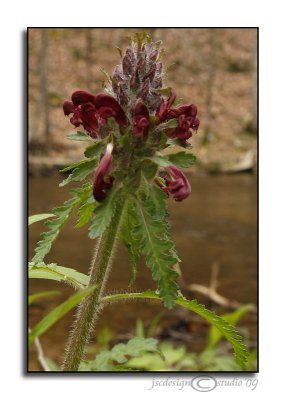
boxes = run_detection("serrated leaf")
[133,187,179,308]
[76,197,97,228]
[175,297,249,369]
[81,337,160,371]
[28,262,89,288]
[84,141,105,158]
[32,185,93,263]
[88,186,123,239]
[151,152,196,169]
[67,131,92,141]
[120,199,140,286]
[28,290,60,305]
[59,158,98,187]
[101,291,249,369]
[29,285,96,346]
[28,214,56,226]
[207,304,254,349]
[168,152,196,168]
[150,155,172,168]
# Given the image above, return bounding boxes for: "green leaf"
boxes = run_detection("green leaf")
[32,185,93,263]
[80,337,160,371]
[28,214,56,226]
[59,158,98,187]
[140,159,158,181]
[67,131,92,141]
[28,290,60,305]
[175,297,249,369]
[76,197,97,228]
[168,152,196,168]
[133,188,179,308]
[151,152,196,169]
[167,138,193,149]
[150,155,172,168]
[29,285,96,346]
[207,304,254,349]
[120,199,140,285]
[88,186,124,239]
[101,291,249,369]
[84,141,105,158]
[28,262,89,288]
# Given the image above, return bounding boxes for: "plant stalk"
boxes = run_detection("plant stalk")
[62,200,125,371]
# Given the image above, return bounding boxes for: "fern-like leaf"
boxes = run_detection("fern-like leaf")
[88,186,123,239]
[32,185,92,263]
[133,187,179,308]
[120,199,140,285]
[28,262,89,289]
[80,337,160,371]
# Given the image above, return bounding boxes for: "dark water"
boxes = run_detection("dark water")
[28,173,257,370]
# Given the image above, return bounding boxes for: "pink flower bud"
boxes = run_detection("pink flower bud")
[93,143,114,202]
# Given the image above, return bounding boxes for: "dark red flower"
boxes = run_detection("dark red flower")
[132,100,150,137]
[63,90,127,137]
[155,92,176,122]
[163,166,191,201]
[167,104,200,145]
[93,143,114,202]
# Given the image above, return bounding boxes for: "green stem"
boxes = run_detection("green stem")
[62,200,125,371]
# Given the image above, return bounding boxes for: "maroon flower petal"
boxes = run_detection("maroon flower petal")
[63,100,75,116]
[132,100,150,137]
[71,90,96,106]
[156,92,176,122]
[79,103,99,134]
[164,166,191,201]
[93,93,128,127]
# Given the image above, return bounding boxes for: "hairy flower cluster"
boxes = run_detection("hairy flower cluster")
[63,33,200,203]
[111,38,164,112]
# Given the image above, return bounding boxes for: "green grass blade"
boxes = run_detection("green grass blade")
[29,285,97,347]
[28,290,61,305]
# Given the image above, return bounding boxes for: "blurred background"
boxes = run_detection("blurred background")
[28,28,257,371]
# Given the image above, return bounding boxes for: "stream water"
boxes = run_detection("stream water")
[28,173,257,370]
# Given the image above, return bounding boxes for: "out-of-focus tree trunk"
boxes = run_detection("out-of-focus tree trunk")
[85,29,93,90]
[39,29,51,143]
[203,29,218,145]
[252,32,257,134]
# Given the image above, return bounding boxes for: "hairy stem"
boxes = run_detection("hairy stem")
[62,200,125,371]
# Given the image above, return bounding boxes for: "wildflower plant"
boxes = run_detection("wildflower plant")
[29,32,249,372]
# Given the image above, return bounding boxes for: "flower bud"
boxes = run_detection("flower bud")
[122,54,133,76]
[145,63,157,83]
[149,49,158,61]
[132,99,150,137]
[137,78,150,100]
[93,143,114,202]
[136,56,146,75]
